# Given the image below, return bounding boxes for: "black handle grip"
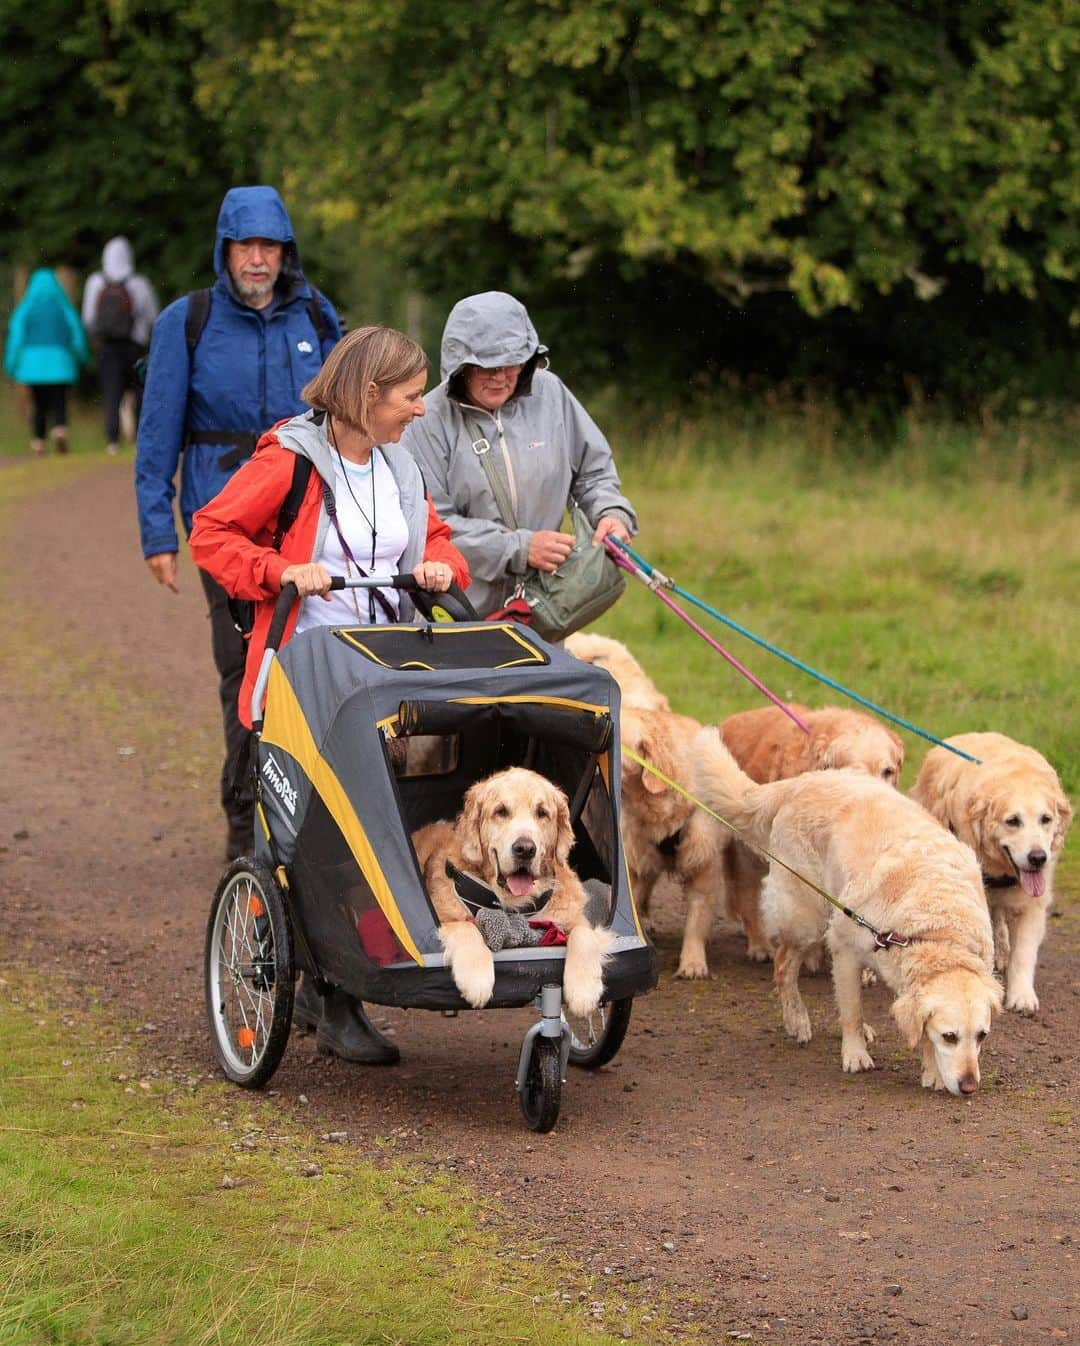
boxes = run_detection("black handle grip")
[265,581,299,655]
[410,581,478,623]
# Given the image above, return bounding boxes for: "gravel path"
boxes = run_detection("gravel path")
[2,458,1076,1344]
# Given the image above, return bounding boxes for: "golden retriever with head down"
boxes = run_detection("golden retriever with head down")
[565,632,670,711]
[694,728,1002,1093]
[912,732,1073,1015]
[678,703,907,977]
[411,767,612,1015]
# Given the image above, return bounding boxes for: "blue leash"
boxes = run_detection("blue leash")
[611,538,980,764]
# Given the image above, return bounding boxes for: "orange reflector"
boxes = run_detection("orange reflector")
[248,895,265,918]
[237,1027,256,1050]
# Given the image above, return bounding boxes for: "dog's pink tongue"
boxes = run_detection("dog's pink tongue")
[506,870,534,898]
[1020,869,1046,898]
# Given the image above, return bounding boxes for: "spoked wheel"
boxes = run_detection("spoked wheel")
[205,860,294,1088]
[565,997,633,1069]
[519,1037,562,1133]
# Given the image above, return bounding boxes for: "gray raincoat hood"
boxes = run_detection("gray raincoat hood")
[102,236,135,283]
[440,292,548,382]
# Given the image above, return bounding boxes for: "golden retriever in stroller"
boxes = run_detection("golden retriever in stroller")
[412,767,613,1015]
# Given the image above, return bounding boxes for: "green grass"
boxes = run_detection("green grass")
[0,974,661,1346]
[595,423,1079,900]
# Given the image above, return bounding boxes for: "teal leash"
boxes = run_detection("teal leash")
[610,538,981,764]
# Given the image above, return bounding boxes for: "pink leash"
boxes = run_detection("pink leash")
[604,538,812,736]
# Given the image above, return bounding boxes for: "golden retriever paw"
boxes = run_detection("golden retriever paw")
[745,943,772,964]
[842,1040,875,1073]
[563,925,613,1018]
[861,967,878,987]
[862,1021,877,1045]
[1004,986,1039,1015]
[782,1006,813,1043]
[440,925,496,1009]
[674,955,713,980]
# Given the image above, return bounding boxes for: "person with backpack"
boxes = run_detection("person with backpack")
[135,185,342,864]
[81,237,159,454]
[4,267,89,455]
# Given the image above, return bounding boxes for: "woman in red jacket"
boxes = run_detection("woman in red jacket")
[191,325,469,1066]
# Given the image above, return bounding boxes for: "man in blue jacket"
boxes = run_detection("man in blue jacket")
[136,186,341,861]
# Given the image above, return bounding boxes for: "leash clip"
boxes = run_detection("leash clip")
[874,928,910,950]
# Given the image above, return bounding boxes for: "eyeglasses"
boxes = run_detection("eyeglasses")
[470,364,522,379]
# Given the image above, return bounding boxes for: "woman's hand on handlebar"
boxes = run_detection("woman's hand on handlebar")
[280,562,334,600]
[412,560,454,592]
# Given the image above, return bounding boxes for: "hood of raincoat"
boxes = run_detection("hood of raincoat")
[102,236,135,283]
[21,268,73,309]
[439,291,548,382]
[212,185,298,276]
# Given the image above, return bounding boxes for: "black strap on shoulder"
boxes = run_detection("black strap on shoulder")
[184,288,213,357]
[273,456,315,549]
[306,289,328,345]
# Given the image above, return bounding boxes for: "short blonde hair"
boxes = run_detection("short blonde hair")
[302,325,428,435]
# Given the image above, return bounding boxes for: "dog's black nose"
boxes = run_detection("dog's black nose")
[512,837,536,863]
[1028,848,1047,869]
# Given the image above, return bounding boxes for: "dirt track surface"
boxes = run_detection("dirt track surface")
[3,459,1077,1345]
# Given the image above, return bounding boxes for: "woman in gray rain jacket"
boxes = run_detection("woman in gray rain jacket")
[401,291,637,619]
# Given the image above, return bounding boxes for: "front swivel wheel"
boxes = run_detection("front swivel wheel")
[519,1037,562,1133]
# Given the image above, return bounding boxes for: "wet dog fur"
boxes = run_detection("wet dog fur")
[911,732,1072,1015]
[694,727,1002,1093]
[680,703,906,977]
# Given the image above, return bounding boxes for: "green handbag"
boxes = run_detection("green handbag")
[465,414,626,642]
[520,499,626,642]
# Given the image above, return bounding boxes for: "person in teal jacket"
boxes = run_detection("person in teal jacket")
[4,268,89,454]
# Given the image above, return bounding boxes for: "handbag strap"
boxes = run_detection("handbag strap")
[462,410,519,530]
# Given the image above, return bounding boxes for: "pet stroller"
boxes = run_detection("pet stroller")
[204,577,658,1131]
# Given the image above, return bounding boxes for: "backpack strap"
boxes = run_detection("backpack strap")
[306,288,329,345]
[272,456,315,549]
[184,288,213,357]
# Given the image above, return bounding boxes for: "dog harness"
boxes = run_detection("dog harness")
[444,860,554,916]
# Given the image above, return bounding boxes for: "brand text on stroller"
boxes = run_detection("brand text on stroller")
[262,752,298,816]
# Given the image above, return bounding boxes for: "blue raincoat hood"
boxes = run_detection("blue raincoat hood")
[212,186,297,275]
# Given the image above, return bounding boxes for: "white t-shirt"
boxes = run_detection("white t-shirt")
[294,450,411,634]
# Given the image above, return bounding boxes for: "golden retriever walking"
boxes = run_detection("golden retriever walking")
[412,767,612,1015]
[694,728,1002,1093]
[912,732,1073,1015]
[679,703,906,977]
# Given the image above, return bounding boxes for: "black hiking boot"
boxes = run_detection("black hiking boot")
[294,977,399,1065]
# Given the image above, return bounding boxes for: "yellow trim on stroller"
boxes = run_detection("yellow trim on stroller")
[260,661,426,966]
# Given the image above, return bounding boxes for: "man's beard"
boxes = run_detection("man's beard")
[235,275,276,304]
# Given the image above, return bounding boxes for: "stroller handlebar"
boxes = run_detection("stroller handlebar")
[252,575,479,728]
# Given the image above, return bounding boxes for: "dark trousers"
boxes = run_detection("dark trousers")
[97,340,144,442]
[198,567,254,839]
[29,385,68,438]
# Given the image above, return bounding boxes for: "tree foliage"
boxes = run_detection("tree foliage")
[0,0,237,297]
[211,0,1078,321]
[1,1,1077,407]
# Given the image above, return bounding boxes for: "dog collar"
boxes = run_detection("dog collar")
[982,872,1019,890]
[445,860,554,916]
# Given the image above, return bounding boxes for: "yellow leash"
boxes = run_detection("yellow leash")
[620,745,912,949]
